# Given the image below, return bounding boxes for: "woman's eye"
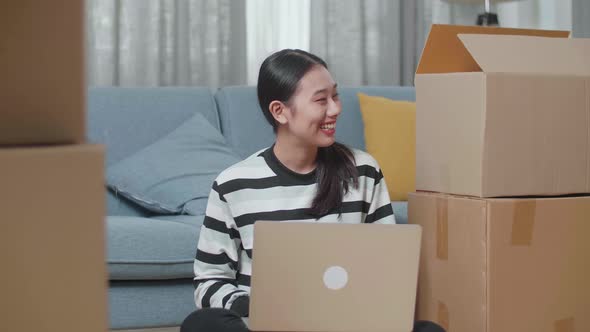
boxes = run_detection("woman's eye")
[316,98,327,103]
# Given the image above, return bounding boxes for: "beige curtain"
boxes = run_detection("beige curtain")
[310,0,430,86]
[86,0,247,87]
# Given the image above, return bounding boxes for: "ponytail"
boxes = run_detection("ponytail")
[309,142,358,217]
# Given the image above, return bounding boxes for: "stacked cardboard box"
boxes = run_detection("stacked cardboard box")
[0,2,108,332]
[410,25,590,332]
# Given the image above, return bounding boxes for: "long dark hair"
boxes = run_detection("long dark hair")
[257,49,358,217]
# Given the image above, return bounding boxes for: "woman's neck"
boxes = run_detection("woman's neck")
[273,135,318,175]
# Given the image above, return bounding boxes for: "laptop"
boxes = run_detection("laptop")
[248,221,422,332]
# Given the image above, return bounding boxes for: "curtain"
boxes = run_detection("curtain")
[572,0,590,37]
[86,0,247,87]
[430,0,571,30]
[86,0,573,87]
[310,0,429,86]
[246,0,311,85]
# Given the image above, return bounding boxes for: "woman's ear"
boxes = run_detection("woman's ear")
[269,100,288,125]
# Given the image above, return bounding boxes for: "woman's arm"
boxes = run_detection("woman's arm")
[364,162,396,224]
[193,181,249,314]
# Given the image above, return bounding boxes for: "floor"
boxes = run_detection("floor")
[113,327,179,332]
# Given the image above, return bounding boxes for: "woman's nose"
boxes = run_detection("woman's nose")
[327,99,341,117]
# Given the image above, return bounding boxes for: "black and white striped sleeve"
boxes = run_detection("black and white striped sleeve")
[193,181,248,310]
[364,162,396,224]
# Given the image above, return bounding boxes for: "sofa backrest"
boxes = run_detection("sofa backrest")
[87,87,219,167]
[87,86,416,216]
[215,86,416,158]
[88,87,220,217]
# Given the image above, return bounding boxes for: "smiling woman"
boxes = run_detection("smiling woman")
[181,50,445,332]
[256,49,357,217]
[186,49,395,330]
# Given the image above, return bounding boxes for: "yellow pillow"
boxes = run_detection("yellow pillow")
[358,93,415,201]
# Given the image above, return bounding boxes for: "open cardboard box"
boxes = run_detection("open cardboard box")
[415,24,590,198]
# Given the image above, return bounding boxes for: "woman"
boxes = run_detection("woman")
[181,49,444,332]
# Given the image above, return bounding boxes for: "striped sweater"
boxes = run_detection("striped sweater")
[193,146,396,310]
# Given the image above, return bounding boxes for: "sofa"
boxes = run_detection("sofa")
[87,85,416,330]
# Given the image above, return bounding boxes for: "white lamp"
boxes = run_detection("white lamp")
[442,0,522,26]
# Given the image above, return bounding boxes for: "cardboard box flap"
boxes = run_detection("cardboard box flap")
[459,34,590,76]
[416,24,569,74]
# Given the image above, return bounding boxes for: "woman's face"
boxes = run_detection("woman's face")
[280,65,341,148]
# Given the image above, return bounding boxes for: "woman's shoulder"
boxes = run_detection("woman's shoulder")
[349,149,384,184]
[350,148,380,169]
[214,147,273,185]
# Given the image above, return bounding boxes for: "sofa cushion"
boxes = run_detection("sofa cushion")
[359,93,416,201]
[152,214,205,228]
[107,216,204,280]
[215,86,416,158]
[109,279,195,329]
[392,201,408,224]
[87,87,220,167]
[106,189,149,217]
[107,113,241,214]
[182,198,209,216]
[107,208,405,281]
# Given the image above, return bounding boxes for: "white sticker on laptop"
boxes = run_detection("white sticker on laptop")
[323,266,348,290]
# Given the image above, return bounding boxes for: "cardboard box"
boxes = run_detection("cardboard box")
[409,191,590,332]
[0,1,85,144]
[415,24,590,197]
[0,145,107,332]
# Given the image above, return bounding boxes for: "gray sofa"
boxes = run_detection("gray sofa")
[87,86,416,330]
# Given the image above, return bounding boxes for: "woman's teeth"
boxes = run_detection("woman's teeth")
[320,123,335,130]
